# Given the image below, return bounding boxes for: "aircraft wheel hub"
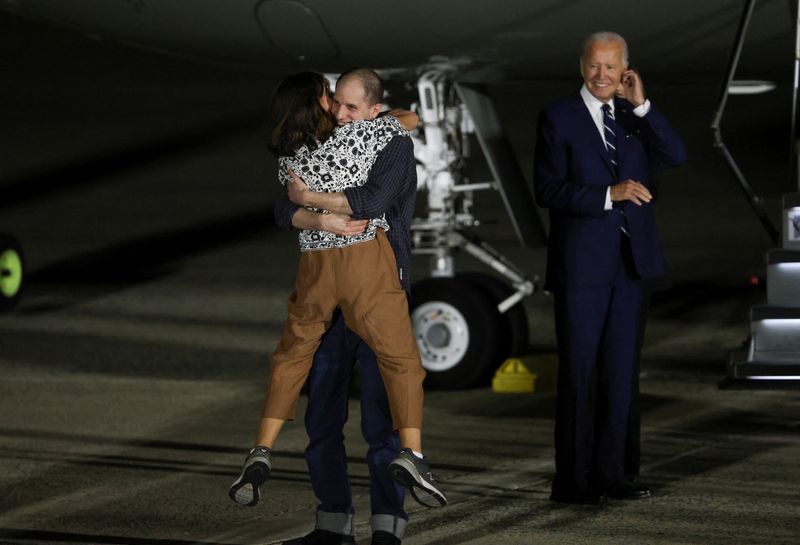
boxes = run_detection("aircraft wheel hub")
[412,301,469,372]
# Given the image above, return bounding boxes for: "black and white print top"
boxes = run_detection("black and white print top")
[279,116,408,252]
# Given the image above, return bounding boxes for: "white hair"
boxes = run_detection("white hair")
[582,31,629,66]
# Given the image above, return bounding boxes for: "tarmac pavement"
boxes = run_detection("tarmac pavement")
[0,208,798,544]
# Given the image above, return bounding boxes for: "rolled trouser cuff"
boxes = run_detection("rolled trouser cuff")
[316,510,354,536]
[371,514,408,539]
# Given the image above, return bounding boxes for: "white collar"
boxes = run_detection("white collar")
[580,84,614,116]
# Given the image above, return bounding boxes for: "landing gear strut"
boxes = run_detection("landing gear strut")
[408,68,542,388]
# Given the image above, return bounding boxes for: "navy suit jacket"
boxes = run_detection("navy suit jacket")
[534,95,687,291]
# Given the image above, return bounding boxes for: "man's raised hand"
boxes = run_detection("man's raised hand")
[617,69,646,108]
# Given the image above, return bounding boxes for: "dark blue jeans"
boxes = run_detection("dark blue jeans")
[305,311,407,535]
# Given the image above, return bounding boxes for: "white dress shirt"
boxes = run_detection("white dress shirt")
[579,85,651,210]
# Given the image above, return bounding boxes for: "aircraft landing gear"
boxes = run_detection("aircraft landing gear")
[0,233,24,312]
[407,68,542,388]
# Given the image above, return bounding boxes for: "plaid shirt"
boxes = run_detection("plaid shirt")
[274,136,417,292]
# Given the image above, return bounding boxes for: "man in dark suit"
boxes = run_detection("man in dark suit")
[533,31,686,504]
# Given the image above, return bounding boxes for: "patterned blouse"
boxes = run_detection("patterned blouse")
[279,116,408,251]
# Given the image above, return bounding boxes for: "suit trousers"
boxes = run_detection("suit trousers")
[262,230,425,429]
[552,235,643,492]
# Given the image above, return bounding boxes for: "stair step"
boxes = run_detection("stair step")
[750,305,800,320]
[768,249,800,264]
[729,353,800,378]
[766,250,800,306]
[725,349,800,387]
[734,361,800,377]
[750,306,800,355]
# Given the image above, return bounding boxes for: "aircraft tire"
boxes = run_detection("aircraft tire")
[0,233,24,312]
[410,276,502,389]
[457,272,529,357]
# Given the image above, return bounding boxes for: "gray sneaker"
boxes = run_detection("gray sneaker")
[388,449,447,507]
[229,446,271,506]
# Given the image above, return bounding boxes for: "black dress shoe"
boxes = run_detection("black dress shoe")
[283,529,356,545]
[608,480,652,500]
[550,486,606,505]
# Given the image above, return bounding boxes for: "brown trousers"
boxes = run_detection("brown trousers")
[262,230,425,429]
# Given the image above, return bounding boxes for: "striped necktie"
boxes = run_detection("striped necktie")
[603,103,630,236]
[602,103,617,172]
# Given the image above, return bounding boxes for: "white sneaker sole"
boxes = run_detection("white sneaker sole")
[229,461,269,507]
[389,457,447,507]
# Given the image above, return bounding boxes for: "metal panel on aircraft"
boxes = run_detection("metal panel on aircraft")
[455,82,547,248]
[255,0,339,63]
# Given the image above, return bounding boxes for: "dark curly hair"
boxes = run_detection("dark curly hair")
[269,72,337,157]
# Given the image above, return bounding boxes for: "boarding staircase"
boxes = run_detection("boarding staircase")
[717,0,800,386]
[727,194,800,385]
